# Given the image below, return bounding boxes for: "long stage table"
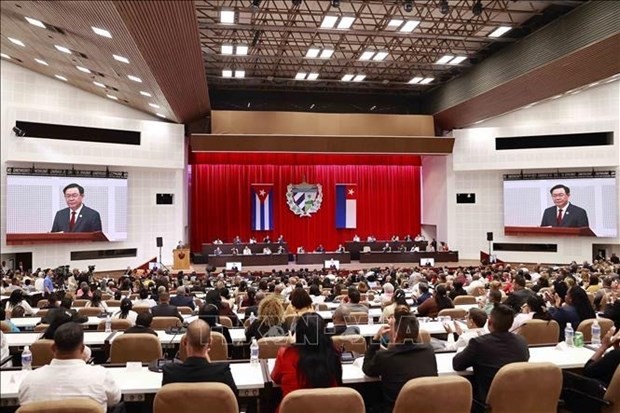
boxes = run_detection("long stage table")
[296,252,351,265]
[345,240,428,260]
[360,251,459,263]
[207,253,289,267]
[202,242,288,256]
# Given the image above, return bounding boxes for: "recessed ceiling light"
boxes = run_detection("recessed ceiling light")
[436,55,454,64]
[359,51,375,61]
[337,16,355,29]
[91,26,112,38]
[156,113,166,118]
[220,10,235,24]
[408,77,423,84]
[373,51,388,61]
[234,70,245,78]
[400,20,420,33]
[1,53,11,59]
[9,37,26,47]
[320,48,334,59]
[55,45,71,54]
[488,26,511,38]
[420,77,434,84]
[106,94,118,100]
[307,73,319,81]
[93,81,105,88]
[352,74,366,82]
[34,58,48,66]
[140,91,152,97]
[113,54,129,64]
[55,75,68,82]
[341,74,354,82]
[222,69,233,78]
[148,103,160,108]
[306,47,320,58]
[320,15,338,28]
[449,56,467,65]
[76,66,91,73]
[387,19,403,27]
[127,75,142,83]
[25,17,45,28]
[236,45,248,56]
[221,44,234,55]
[295,72,307,80]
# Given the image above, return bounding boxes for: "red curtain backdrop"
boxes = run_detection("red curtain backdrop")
[189,153,422,253]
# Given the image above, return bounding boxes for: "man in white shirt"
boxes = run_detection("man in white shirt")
[443,308,488,350]
[18,322,121,410]
[243,246,252,255]
[34,272,45,293]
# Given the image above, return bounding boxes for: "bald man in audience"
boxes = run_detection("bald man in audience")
[161,319,238,394]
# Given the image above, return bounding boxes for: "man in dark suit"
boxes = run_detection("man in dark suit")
[540,184,589,228]
[453,304,529,405]
[503,276,537,314]
[170,286,195,310]
[51,183,102,233]
[151,292,183,322]
[161,319,238,394]
[124,313,158,336]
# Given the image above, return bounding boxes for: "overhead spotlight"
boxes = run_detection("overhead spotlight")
[439,0,449,15]
[12,126,26,137]
[251,0,261,7]
[292,0,302,5]
[331,0,340,7]
[472,0,483,16]
[403,0,413,13]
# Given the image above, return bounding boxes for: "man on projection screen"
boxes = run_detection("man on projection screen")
[51,183,102,233]
[540,184,589,228]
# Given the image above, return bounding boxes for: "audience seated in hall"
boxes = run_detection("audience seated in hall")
[124,312,158,336]
[416,285,454,318]
[245,295,288,342]
[337,287,368,314]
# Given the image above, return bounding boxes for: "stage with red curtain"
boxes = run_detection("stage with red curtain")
[189,153,422,253]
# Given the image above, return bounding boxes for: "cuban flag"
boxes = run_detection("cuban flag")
[336,184,356,229]
[251,184,273,231]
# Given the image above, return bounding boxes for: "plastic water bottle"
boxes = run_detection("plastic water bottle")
[250,338,259,364]
[105,315,112,333]
[368,315,374,326]
[591,319,601,347]
[565,323,574,347]
[21,345,32,370]
[249,312,257,325]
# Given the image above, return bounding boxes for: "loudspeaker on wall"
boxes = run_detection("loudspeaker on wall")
[156,237,163,248]
[486,232,494,242]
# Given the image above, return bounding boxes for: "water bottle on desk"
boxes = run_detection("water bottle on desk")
[21,345,32,370]
[105,314,112,333]
[591,319,601,347]
[565,323,574,347]
[250,338,259,364]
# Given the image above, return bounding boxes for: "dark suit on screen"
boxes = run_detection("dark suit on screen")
[540,203,589,228]
[51,206,102,233]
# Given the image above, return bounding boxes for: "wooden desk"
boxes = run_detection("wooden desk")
[202,242,288,255]
[296,252,351,265]
[359,251,459,263]
[345,240,428,260]
[207,254,289,267]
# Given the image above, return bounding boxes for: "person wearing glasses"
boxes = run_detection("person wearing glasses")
[540,184,589,228]
[51,183,102,233]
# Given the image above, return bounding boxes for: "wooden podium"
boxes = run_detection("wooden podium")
[504,226,596,237]
[7,231,109,245]
[173,248,191,270]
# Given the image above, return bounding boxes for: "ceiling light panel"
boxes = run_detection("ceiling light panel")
[91,26,112,38]
[76,66,91,73]
[9,38,26,47]
[337,16,355,29]
[352,75,366,82]
[341,74,354,82]
[106,94,118,100]
[148,103,160,108]
[488,26,512,38]
[236,45,248,56]
[449,56,467,65]
[306,47,320,58]
[400,20,420,33]
[35,58,48,65]
[320,15,338,28]
[55,75,68,81]
[222,69,233,78]
[373,51,388,61]
[319,48,334,59]
[420,77,434,84]
[234,70,245,78]
[1,53,11,59]
[25,17,45,28]
[359,51,375,61]
[127,75,142,82]
[113,54,129,64]
[221,44,234,55]
[408,77,423,84]
[307,73,319,81]
[140,91,152,97]
[295,72,307,80]
[436,55,454,64]
[387,19,403,28]
[93,81,105,88]
[220,10,235,24]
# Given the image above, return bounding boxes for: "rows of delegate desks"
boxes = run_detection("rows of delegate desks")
[345,240,428,260]
[360,251,459,263]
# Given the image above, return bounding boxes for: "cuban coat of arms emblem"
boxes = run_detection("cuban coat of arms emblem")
[286,182,323,217]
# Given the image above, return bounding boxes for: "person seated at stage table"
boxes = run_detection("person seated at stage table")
[297,246,305,254]
[352,234,360,242]
[391,235,400,242]
[398,244,407,253]
[367,235,377,242]
[453,304,529,405]
[276,245,285,254]
[284,287,315,317]
[415,234,425,241]
[336,244,346,253]
[404,234,413,242]
[338,287,369,314]
[277,234,285,244]
[417,285,454,318]
[230,246,239,255]
[440,241,450,252]
[410,245,420,252]
[263,235,272,243]
[245,295,288,342]
[213,246,223,256]
[382,243,392,253]
[18,322,121,410]
[213,238,223,245]
[162,319,238,394]
[443,308,488,350]
[315,244,325,253]
[243,245,252,255]
[262,246,272,255]
[233,235,242,245]
[271,313,342,411]
[327,306,360,336]
[363,305,438,413]
[248,236,257,244]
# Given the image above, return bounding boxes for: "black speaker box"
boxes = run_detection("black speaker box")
[486,232,494,242]
[156,237,163,247]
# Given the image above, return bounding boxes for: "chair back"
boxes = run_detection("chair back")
[151,317,182,330]
[101,293,113,301]
[97,319,132,331]
[133,306,151,314]
[219,316,233,328]
[331,334,367,354]
[453,295,477,305]
[154,382,238,413]
[110,333,162,363]
[178,306,193,315]
[31,339,55,366]
[34,323,49,332]
[577,318,614,342]
[177,331,228,361]
[73,299,89,307]
[516,319,560,345]
[437,308,467,320]
[16,398,104,413]
[105,300,122,307]
[393,376,472,413]
[258,336,291,359]
[78,307,104,317]
[347,312,368,324]
[486,362,561,413]
[37,299,49,309]
[280,388,364,413]
[602,366,620,413]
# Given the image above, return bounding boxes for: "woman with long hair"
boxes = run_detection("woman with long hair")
[112,298,137,325]
[511,294,552,331]
[548,286,596,341]
[245,295,287,342]
[4,289,36,316]
[284,288,314,316]
[271,313,342,411]
[85,290,108,312]
[416,285,454,318]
